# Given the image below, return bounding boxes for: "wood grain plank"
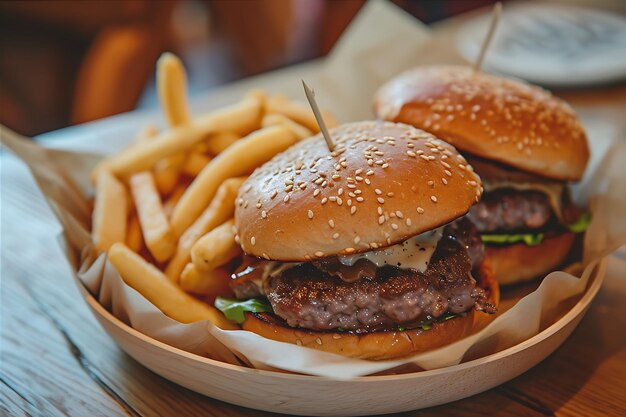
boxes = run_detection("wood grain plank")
[1,264,125,417]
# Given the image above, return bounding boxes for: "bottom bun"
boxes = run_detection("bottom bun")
[242,261,499,360]
[486,232,575,286]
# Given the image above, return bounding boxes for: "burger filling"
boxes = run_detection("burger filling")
[465,155,591,246]
[225,219,496,333]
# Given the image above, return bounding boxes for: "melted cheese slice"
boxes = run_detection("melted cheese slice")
[338,226,444,272]
[482,179,565,222]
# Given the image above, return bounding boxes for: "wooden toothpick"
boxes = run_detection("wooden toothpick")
[473,2,502,72]
[302,80,335,152]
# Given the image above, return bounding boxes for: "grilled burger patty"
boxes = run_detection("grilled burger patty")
[468,189,554,232]
[232,220,495,332]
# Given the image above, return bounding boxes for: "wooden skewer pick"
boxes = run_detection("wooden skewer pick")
[473,2,502,73]
[302,80,335,152]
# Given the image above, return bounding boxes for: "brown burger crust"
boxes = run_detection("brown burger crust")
[374,66,589,181]
[235,121,483,262]
[242,261,499,360]
[485,231,575,285]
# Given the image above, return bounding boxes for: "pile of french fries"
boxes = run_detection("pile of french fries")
[90,52,336,328]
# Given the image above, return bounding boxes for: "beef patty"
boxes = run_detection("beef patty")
[468,189,554,233]
[235,221,495,332]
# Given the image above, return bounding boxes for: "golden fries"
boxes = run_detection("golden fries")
[92,169,127,252]
[125,213,144,253]
[91,94,263,180]
[266,94,337,133]
[180,263,232,298]
[182,152,212,177]
[262,113,313,140]
[165,177,245,281]
[129,172,176,262]
[170,125,298,236]
[108,243,237,328]
[191,219,241,271]
[157,52,191,126]
[202,131,240,155]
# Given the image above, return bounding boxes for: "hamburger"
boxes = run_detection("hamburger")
[374,66,591,285]
[216,121,498,360]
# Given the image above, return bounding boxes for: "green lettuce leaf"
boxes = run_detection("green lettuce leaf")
[214,297,272,324]
[481,232,544,246]
[567,211,592,233]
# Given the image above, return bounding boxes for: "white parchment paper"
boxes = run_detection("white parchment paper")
[3,1,626,378]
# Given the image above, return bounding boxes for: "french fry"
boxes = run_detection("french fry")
[163,184,186,218]
[92,169,127,252]
[182,152,212,177]
[130,171,176,262]
[108,243,238,328]
[91,94,263,180]
[200,131,240,155]
[180,263,233,298]
[170,125,298,236]
[191,219,241,271]
[266,94,337,133]
[125,213,144,253]
[157,52,191,126]
[262,113,313,140]
[153,164,180,196]
[165,177,245,281]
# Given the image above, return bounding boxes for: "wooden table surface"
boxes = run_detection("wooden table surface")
[3,8,626,417]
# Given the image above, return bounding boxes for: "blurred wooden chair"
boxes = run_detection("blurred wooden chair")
[0,0,175,134]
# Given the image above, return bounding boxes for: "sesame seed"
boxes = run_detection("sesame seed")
[427,180,434,187]
[328,220,335,228]
[251,237,256,246]
[377,207,383,215]
[345,248,355,254]
[313,189,320,197]
[356,197,364,202]
[321,197,328,204]
[350,206,357,214]
[337,197,343,206]
[382,163,389,169]
[354,236,361,244]
[338,188,344,196]
[283,194,290,203]
[307,210,314,219]
[387,192,394,197]
[442,178,448,185]
[406,218,412,226]
[391,223,399,230]
[256,202,262,209]
[431,195,438,203]
[375,189,382,195]
[444,169,452,176]
[407,151,416,157]
[417,207,425,214]
[377,197,385,204]
[270,191,278,199]
[315,251,324,258]
[378,215,385,225]
[333,233,340,239]
[395,211,403,218]
[366,170,374,176]
[364,179,371,185]
[261,210,267,218]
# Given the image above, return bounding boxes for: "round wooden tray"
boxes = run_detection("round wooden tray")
[76,259,606,416]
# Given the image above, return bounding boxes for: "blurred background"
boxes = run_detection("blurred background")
[1,0,625,137]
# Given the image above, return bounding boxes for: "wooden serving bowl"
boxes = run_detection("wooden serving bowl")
[75,259,607,416]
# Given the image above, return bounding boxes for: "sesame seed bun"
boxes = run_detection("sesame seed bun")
[374,66,589,181]
[234,121,483,261]
[486,232,575,285]
[242,258,499,360]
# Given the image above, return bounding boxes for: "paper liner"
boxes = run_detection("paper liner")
[3,1,626,379]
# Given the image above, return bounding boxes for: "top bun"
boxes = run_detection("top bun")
[235,121,483,261]
[374,66,589,181]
